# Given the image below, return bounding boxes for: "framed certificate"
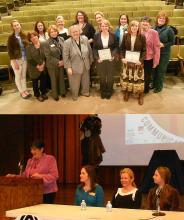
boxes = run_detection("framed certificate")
[125,50,140,63]
[98,49,112,61]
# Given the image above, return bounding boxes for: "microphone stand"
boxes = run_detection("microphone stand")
[152,192,166,216]
[18,161,23,176]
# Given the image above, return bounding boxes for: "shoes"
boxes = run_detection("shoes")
[54,97,59,101]
[106,94,111,99]
[124,92,129,102]
[154,89,162,93]
[101,93,106,99]
[37,96,44,102]
[81,93,90,97]
[21,92,31,99]
[61,94,66,98]
[42,94,48,100]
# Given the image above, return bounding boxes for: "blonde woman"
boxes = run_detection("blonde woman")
[93,19,118,99]
[56,15,69,40]
[7,20,31,99]
[94,11,105,30]
[111,168,142,209]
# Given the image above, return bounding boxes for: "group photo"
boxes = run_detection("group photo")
[1,114,184,220]
[0,0,184,220]
[0,0,184,113]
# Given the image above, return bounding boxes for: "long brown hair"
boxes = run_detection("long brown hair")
[75,10,89,23]
[11,20,28,46]
[80,165,96,192]
[156,166,171,184]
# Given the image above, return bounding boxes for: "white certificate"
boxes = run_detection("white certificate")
[125,50,140,63]
[98,49,112,61]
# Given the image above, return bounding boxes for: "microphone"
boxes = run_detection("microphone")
[18,160,24,176]
[152,186,166,216]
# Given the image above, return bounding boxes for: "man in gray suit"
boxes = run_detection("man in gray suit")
[63,25,93,101]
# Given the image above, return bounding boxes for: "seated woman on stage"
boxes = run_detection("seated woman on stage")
[111,168,142,209]
[147,166,180,211]
[7,140,59,204]
[74,165,104,207]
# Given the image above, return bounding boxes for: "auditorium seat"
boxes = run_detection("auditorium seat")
[178,45,184,74]
[0,51,12,81]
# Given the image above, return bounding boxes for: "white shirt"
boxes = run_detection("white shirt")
[101,35,109,48]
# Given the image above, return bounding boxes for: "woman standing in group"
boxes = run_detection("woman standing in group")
[7,20,31,99]
[26,31,48,102]
[140,16,160,94]
[147,166,180,211]
[34,21,49,43]
[75,165,104,207]
[121,20,146,105]
[115,14,129,48]
[44,25,66,101]
[93,19,118,99]
[7,140,59,204]
[112,168,142,209]
[56,15,69,40]
[153,11,175,93]
[94,11,105,31]
[63,25,93,101]
[75,11,95,46]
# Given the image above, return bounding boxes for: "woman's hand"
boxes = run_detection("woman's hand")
[135,61,141,66]
[121,58,127,64]
[98,59,103,63]
[58,60,64,67]
[31,173,43,179]
[13,60,19,70]
[6,174,16,177]
[67,68,73,75]
[109,57,114,62]
[160,42,164,48]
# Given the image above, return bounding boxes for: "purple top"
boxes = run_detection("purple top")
[24,153,59,194]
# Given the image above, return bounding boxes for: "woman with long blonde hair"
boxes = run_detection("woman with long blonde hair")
[111,168,142,208]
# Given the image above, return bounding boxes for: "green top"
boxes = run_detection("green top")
[74,184,104,207]
[155,25,175,55]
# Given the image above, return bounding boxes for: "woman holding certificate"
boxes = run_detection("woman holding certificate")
[93,19,118,99]
[120,20,146,105]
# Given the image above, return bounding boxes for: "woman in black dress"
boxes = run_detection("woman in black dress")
[74,10,95,47]
[112,168,142,209]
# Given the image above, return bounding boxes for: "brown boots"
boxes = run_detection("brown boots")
[124,91,129,102]
[138,93,144,105]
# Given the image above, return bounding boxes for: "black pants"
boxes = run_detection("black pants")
[97,60,114,98]
[32,71,47,97]
[43,192,56,204]
[144,59,154,93]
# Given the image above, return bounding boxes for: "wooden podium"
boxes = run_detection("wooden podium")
[0,176,43,220]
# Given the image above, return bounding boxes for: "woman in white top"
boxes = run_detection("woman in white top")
[93,19,118,99]
[56,15,69,40]
[34,21,49,43]
[111,168,142,209]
